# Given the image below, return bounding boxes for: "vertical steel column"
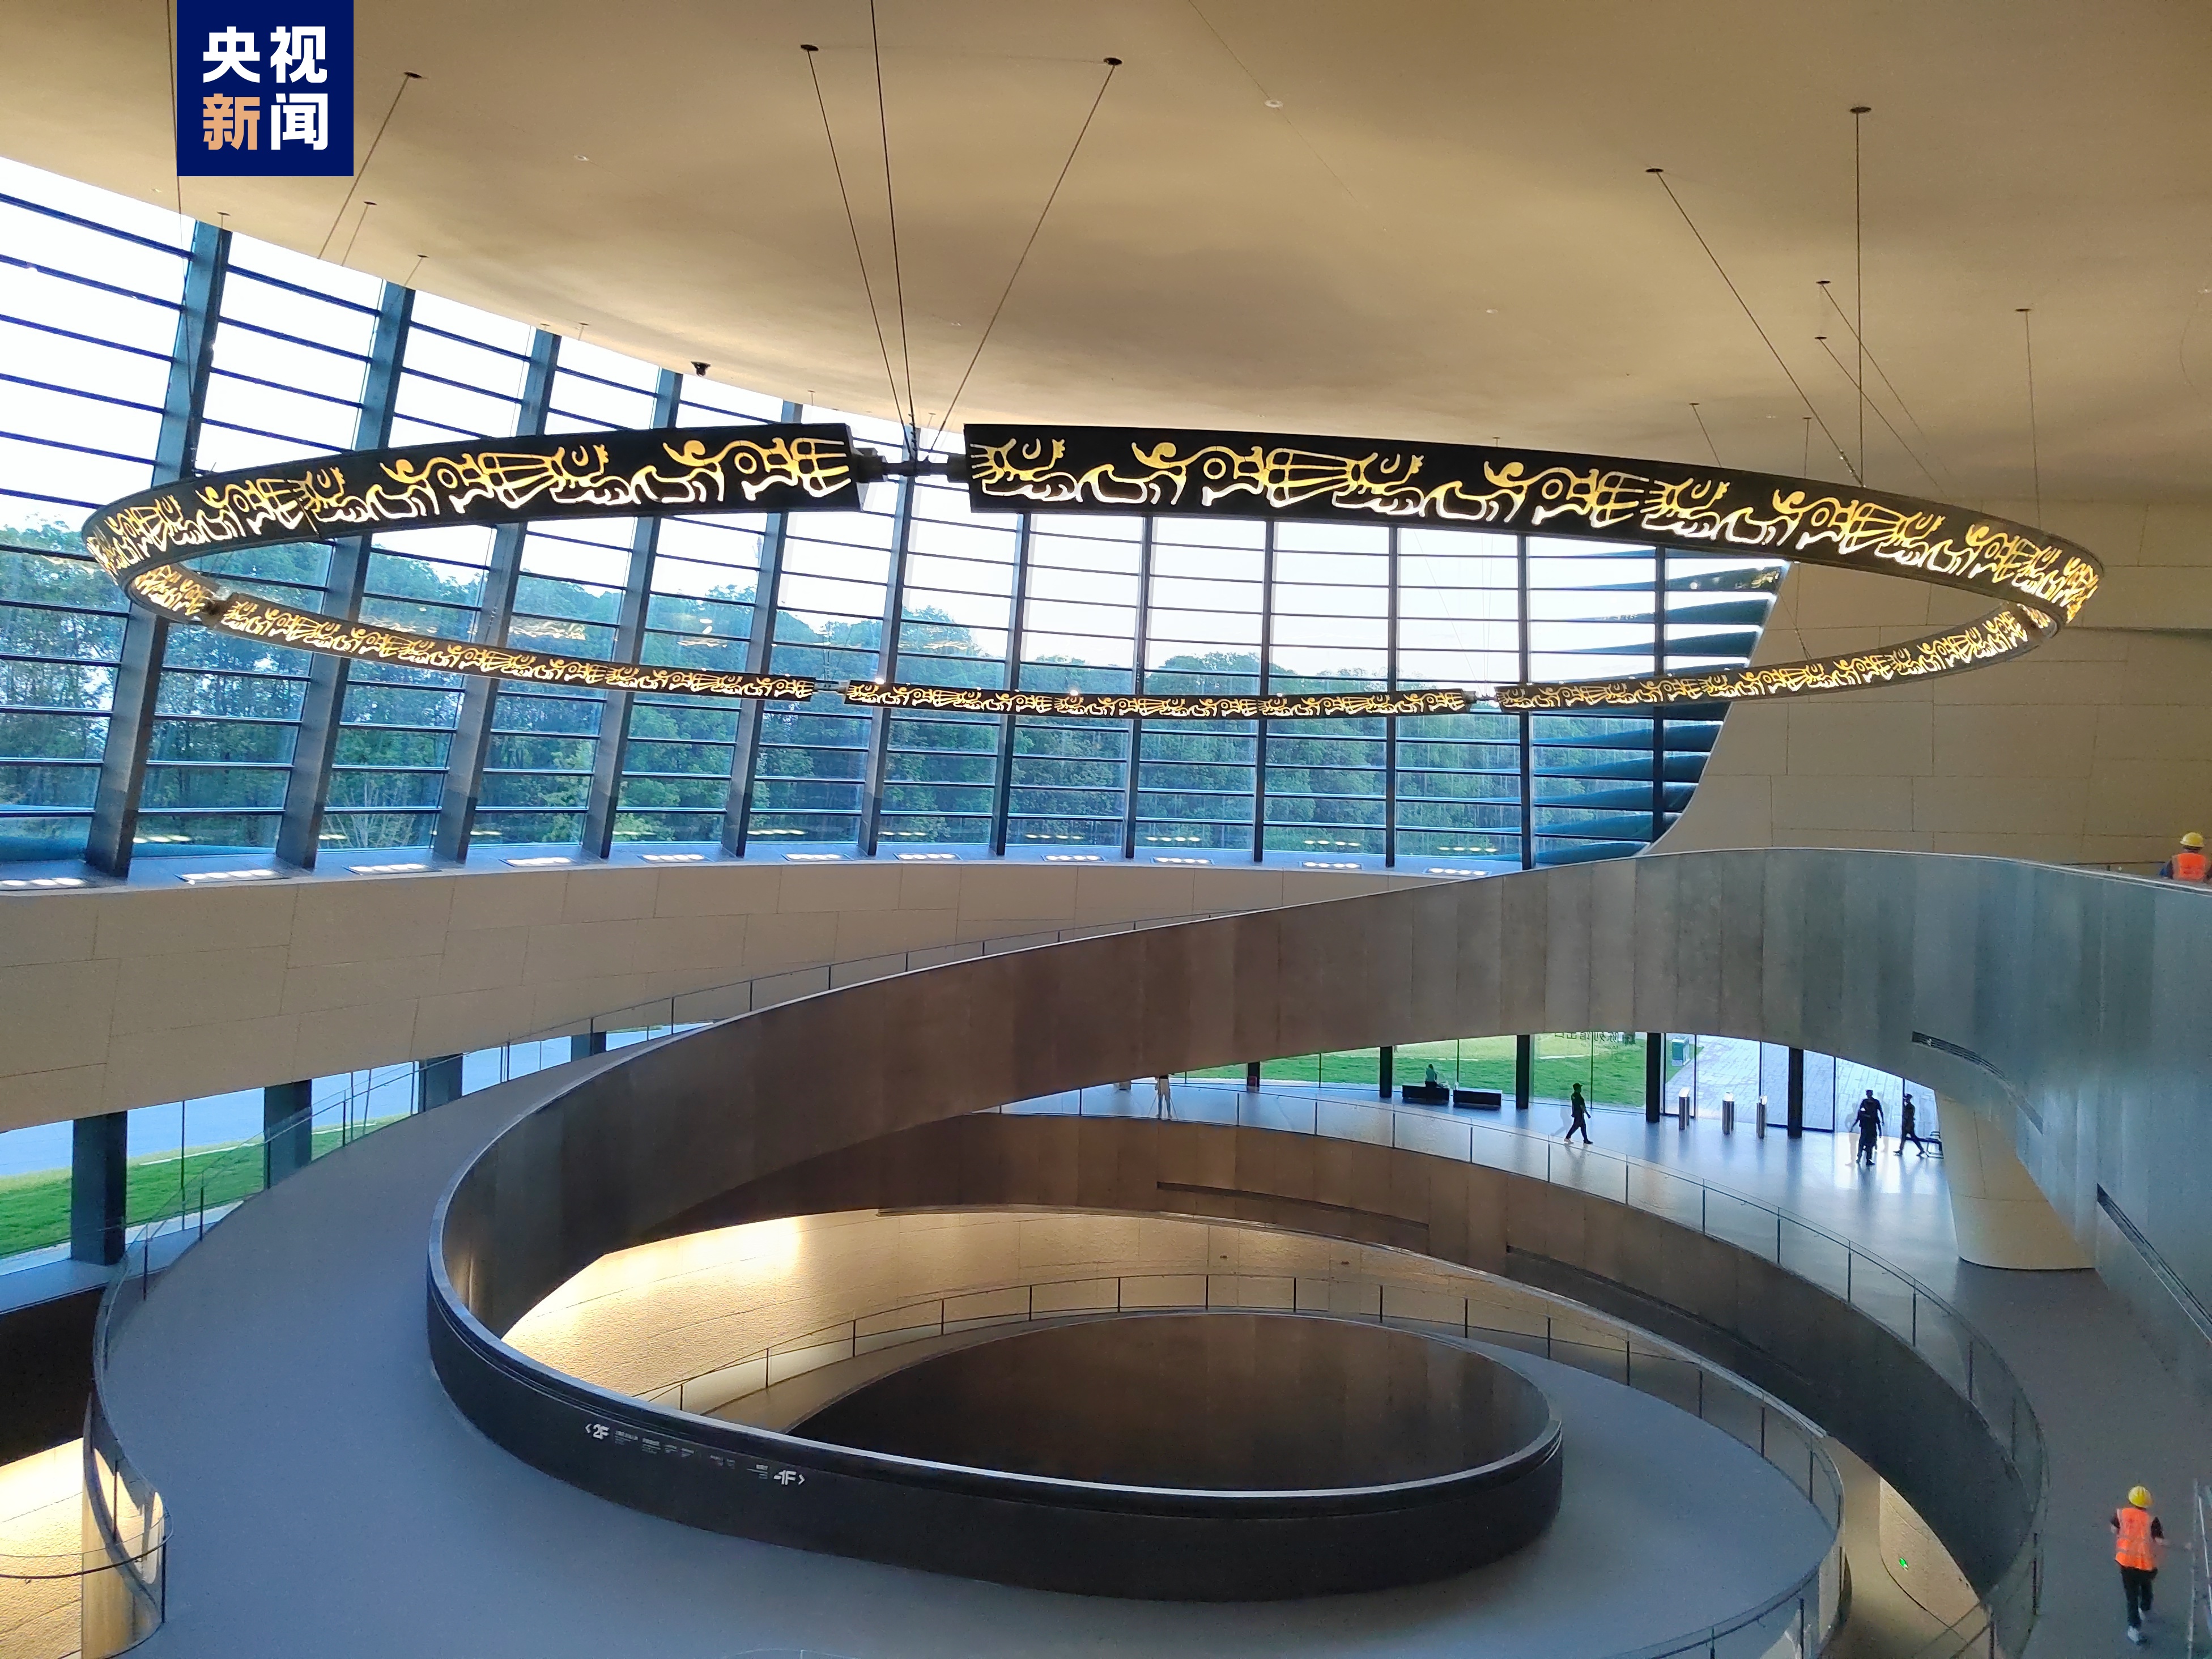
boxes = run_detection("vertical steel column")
[1645,1032,1665,1124]
[85,222,231,878]
[580,367,684,860]
[1787,1047,1807,1138]
[1251,520,1277,863]
[1384,525,1399,868]
[1516,534,1534,870]
[721,402,802,857]
[262,1079,313,1183]
[987,513,1033,857]
[1650,547,1667,845]
[1377,1046,1393,1100]
[69,1113,128,1265]
[856,472,918,857]
[274,283,413,870]
[1120,516,1154,860]
[1515,1035,1533,1112]
[430,329,560,863]
[416,1054,464,1112]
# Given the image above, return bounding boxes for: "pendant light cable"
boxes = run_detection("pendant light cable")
[1647,168,1857,482]
[802,44,907,436]
[936,57,1122,443]
[867,1,917,452]
[2019,307,2043,526]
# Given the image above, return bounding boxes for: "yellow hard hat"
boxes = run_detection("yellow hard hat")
[2130,1486,2153,1508]
[2184,833,2205,850]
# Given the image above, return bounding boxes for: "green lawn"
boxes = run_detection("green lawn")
[0,1121,406,1259]
[1188,1033,1683,1108]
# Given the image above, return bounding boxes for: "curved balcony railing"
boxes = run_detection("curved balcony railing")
[84,893,2039,1656]
[552,1261,1842,1657]
[994,1081,2044,1658]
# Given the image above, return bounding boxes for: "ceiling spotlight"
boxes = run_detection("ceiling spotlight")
[1264,98,1283,108]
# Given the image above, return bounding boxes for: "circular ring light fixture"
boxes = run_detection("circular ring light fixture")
[83,420,2100,716]
[965,426,2102,710]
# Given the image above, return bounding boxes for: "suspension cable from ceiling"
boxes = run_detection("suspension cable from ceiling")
[1852,105,1870,484]
[867,0,917,453]
[1815,279,1954,487]
[1688,402,1721,465]
[802,43,908,437]
[317,72,420,261]
[2019,307,2043,527]
[935,56,1123,444]
[1811,333,1941,491]
[1646,167,1858,483]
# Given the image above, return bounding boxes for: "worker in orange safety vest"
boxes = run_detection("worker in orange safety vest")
[2113,1485,2165,1644]
[2158,833,2207,882]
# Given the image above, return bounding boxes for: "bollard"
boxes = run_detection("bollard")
[1677,1088,1691,1129]
[1722,1092,1735,1134]
[1756,1094,1768,1138]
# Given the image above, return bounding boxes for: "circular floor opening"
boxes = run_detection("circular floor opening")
[793,1308,1558,1496]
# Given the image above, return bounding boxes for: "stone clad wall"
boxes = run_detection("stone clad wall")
[0,862,1410,1130]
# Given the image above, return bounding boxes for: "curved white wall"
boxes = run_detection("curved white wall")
[0,862,1416,1132]
[1665,500,2212,865]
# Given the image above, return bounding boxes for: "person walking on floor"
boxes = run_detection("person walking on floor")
[1898,1092,1929,1156]
[1564,1082,1591,1145]
[1852,1090,1885,1167]
[2113,1484,2164,1643]
[2158,832,2208,882]
[1153,1074,1172,1119]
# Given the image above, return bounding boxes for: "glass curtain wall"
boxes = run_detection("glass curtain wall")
[138,239,382,852]
[0,155,1785,870]
[326,292,536,853]
[0,164,190,858]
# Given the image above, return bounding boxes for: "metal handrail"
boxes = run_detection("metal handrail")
[1002,1080,2047,1655]
[601,1263,1844,1659]
[82,920,2037,1657]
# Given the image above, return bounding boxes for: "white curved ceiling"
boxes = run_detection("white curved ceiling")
[6,1,2211,500]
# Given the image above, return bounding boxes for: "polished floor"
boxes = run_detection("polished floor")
[1091,1082,2212,1659]
[98,1055,2212,1658]
[108,1061,1834,1659]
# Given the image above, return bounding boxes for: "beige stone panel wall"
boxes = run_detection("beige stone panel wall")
[0,862,1417,1134]
[1662,500,2212,863]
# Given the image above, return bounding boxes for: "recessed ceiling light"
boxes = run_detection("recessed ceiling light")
[351,861,429,874]
[505,856,573,867]
[1044,854,1103,862]
[641,852,707,863]
[1303,861,1361,870]
[785,852,842,862]
[178,868,280,884]
[895,852,958,861]
[1264,99,1282,108]
[0,875,87,890]
[1154,856,1211,866]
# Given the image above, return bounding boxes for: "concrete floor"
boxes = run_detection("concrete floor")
[105,1061,1834,1659]
[97,1054,2212,1658]
[1143,1082,2212,1659]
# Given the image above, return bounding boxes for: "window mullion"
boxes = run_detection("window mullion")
[722,401,803,856]
[580,367,684,860]
[274,282,412,869]
[430,327,561,863]
[84,220,229,878]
